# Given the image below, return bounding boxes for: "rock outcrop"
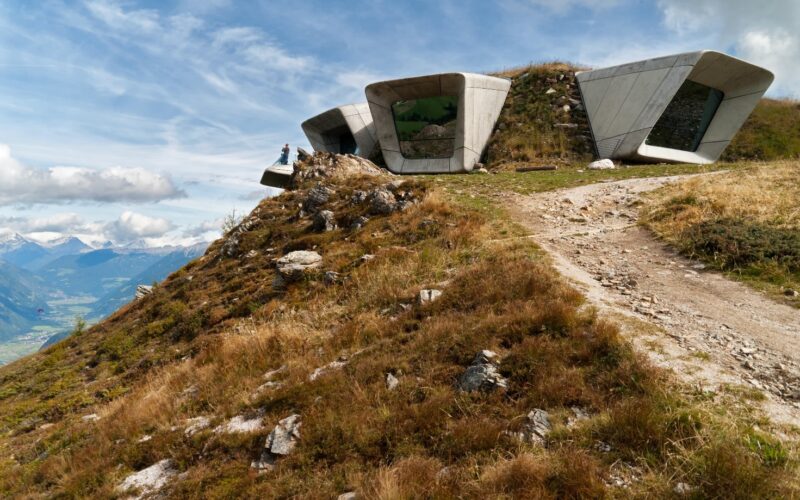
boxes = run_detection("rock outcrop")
[457,350,508,392]
[251,414,302,473]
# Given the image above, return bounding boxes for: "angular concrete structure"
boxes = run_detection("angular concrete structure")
[577,51,773,164]
[260,162,293,189]
[301,103,378,157]
[366,73,511,174]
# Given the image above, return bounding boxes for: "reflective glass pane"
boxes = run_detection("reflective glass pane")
[645,80,724,152]
[392,96,458,159]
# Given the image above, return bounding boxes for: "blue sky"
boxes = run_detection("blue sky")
[0,0,797,246]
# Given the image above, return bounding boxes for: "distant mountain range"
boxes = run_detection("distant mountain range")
[0,233,208,363]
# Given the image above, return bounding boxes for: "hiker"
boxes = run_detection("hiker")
[279,143,290,165]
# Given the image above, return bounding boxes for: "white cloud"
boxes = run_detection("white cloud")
[0,145,185,205]
[183,218,222,237]
[105,211,174,241]
[656,0,800,96]
[0,213,84,233]
[26,213,86,232]
[84,0,160,33]
[212,26,313,72]
[335,70,385,92]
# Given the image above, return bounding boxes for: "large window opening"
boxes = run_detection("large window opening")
[323,124,358,155]
[391,96,458,159]
[645,80,724,152]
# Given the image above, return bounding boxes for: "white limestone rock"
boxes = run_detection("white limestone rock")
[276,250,322,282]
[213,413,265,434]
[117,459,176,499]
[184,416,211,436]
[587,159,616,170]
[418,289,443,304]
[266,414,302,455]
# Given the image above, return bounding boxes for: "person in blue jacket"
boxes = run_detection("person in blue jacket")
[279,143,290,165]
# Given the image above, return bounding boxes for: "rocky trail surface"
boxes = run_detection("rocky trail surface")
[509,174,800,426]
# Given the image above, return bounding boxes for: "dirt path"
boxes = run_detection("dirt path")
[508,175,800,426]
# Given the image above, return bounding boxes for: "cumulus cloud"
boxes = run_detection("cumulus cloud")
[656,0,800,96]
[26,213,86,232]
[0,213,86,232]
[183,218,222,237]
[104,211,175,242]
[0,145,185,205]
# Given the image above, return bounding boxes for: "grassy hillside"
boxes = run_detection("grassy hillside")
[486,63,594,170]
[723,98,800,162]
[0,153,796,498]
[642,161,800,307]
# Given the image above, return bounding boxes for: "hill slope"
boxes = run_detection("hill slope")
[0,153,796,498]
[0,261,51,341]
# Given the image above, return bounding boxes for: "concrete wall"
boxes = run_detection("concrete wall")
[366,73,511,174]
[301,103,378,158]
[577,51,773,164]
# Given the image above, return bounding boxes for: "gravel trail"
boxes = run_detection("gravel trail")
[510,174,800,425]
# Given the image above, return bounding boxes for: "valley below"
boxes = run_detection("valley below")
[0,236,207,365]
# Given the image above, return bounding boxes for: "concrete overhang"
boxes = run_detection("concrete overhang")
[260,163,293,189]
[366,72,511,174]
[301,103,378,158]
[577,51,774,164]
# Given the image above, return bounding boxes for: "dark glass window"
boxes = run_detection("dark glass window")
[324,124,358,155]
[391,96,458,159]
[645,80,724,152]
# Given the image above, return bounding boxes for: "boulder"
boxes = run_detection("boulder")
[296,147,312,161]
[213,413,265,434]
[309,359,347,381]
[516,409,551,444]
[184,416,211,436]
[135,285,153,299]
[302,184,334,214]
[587,159,616,170]
[350,190,368,205]
[324,271,342,285]
[457,350,508,392]
[252,414,302,472]
[276,251,322,282]
[350,216,369,231]
[367,188,398,215]
[220,233,242,258]
[117,459,176,497]
[312,210,337,232]
[291,153,386,188]
[267,414,302,455]
[386,373,399,391]
[418,289,443,304]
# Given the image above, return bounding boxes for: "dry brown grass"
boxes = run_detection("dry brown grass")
[642,161,800,303]
[644,162,800,233]
[0,159,797,498]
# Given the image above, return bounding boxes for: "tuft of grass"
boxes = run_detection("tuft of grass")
[642,161,800,305]
[723,98,800,162]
